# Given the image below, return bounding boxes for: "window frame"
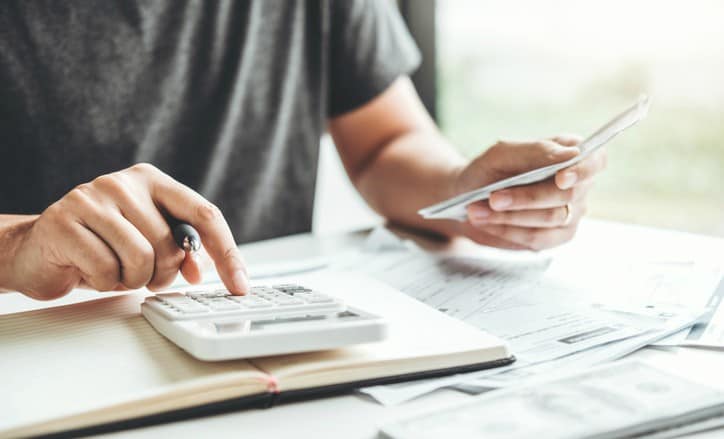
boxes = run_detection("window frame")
[399,0,438,121]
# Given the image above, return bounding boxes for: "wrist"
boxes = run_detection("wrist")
[446,162,469,199]
[428,163,471,239]
[0,215,37,292]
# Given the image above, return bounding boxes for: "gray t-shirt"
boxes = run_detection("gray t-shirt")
[0,0,420,243]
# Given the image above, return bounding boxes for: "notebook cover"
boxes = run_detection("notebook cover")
[272,355,515,405]
[41,356,515,438]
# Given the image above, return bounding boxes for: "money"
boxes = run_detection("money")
[380,361,724,439]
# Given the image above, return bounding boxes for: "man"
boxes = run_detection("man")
[0,0,605,301]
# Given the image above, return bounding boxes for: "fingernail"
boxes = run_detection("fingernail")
[560,172,577,189]
[232,270,249,295]
[491,192,512,209]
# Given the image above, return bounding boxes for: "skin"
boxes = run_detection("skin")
[0,164,248,300]
[330,77,606,251]
[0,76,606,300]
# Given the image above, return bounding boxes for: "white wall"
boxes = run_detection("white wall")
[312,136,381,235]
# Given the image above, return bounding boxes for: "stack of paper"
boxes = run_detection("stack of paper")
[331,229,714,405]
[380,361,724,439]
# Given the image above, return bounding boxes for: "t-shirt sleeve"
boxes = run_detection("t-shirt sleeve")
[327,0,422,117]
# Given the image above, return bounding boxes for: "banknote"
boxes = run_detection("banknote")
[380,361,724,439]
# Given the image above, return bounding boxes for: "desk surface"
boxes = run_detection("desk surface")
[3,219,724,438]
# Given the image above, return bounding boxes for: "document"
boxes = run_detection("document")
[336,236,708,405]
[337,250,679,363]
[682,277,724,348]
[544,256,724,347]
[458,309,702,389]
[360,307,700,405]
[380,361,724,439]
[465,302,655,363]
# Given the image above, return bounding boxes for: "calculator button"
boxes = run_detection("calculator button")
[187,291,229,299]
[274,297,305,306]
[306,295,334,304]
[167,303,208,314]
[206,299,241,311]
[183,291,205,297]
[148,284,344,321]
[229,296,273,308]
[159,296,209,314]
[157,292,185,299]
[272,284,304,293]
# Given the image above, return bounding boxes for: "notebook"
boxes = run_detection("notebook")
[0,272,512,438]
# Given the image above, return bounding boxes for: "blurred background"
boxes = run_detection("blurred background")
[436,0,724,236]
[315,0,724,237]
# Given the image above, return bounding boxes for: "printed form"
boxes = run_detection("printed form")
[334,231,707,405]
[339,250,670,364]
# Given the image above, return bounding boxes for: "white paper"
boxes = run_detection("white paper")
[333,249,561,316]
[380,361,724,439]
[360,307,701,405]
[638,416,724,439]
[338,250,667,363]
[419,95,650,221]
[544,257,724,347]
[461,309,703,388]
[341,245,709,406]
[684,291,724,348]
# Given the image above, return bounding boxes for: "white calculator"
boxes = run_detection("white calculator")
[141,284,388,361]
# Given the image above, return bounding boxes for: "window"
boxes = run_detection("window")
[433,0,724,236]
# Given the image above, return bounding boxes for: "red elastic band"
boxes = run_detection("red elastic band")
[264,374,280,394]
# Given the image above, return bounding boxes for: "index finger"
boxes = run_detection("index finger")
[555,149,607,190]
[144,168,249,295]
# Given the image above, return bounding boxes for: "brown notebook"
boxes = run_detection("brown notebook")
[1,273,512,438]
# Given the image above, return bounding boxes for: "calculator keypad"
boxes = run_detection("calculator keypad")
[144,284,344,321]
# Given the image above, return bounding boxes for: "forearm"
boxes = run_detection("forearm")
[353,129,467,238]
[331,77,600,252]
[0,215,36,292]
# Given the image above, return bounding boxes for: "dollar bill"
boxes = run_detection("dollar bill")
[380,361,724,439]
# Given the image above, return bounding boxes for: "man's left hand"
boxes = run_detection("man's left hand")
[453,135,607,251]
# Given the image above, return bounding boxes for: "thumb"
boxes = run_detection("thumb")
[180,252,202,285]
[550,133,583,147]
[485,139,579,176]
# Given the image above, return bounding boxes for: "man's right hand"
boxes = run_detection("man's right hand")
[0,163,249,300]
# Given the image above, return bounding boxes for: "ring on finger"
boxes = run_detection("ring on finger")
[562,203,573,226]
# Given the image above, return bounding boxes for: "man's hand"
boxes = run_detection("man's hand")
[1,163,249,300]
[327,77,606,250]
[454,135,607,250]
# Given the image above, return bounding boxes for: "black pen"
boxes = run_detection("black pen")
[172,222,201,254]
